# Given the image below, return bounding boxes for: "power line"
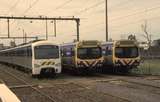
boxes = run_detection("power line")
[110,15,160,30]
[55,0,73,10]
[8,0,41,33]
[74,0,105,16]
[22,0,40,14]
[46,0,73,15]
[9,0,21,11]
[109,0,132,10]
[110,3,160,22]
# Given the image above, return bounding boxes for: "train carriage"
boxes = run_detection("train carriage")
[0,40,61,76]
[61,40,104,73]
[102,40,141,72]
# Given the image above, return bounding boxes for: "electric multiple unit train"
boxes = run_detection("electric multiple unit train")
[61,40,104,73]
[102,40,141,72]
[0,40,61,76]
[0,39,141,76]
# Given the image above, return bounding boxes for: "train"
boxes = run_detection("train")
[102,40,141,72]
[0,40,61,76]
[61,40,104,74]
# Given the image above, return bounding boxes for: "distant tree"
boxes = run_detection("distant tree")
[141,21,152,47]
[128,34,136,41]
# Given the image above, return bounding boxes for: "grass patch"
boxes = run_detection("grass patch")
[132,59,160,75]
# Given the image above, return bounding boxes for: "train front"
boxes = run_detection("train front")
[32,42,61,76]
[76,41,103,72]
[113,40,140,71]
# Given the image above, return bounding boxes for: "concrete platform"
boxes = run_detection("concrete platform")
[0,84,21,102]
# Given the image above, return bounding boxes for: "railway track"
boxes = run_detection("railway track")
[0,64,133,102]
[0,66,57,102]
[2,64,160,102]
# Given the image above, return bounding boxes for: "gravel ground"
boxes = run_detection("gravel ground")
[0,64,160,102]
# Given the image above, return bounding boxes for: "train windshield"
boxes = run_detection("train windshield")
[34,45,59,59]
[115,47,138,58]
[77,47,102,59]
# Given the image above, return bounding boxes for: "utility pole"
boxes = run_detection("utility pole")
[54,20,57,37]
[0,16,80,41]
[76,19,80,41]
[45,18,48,40]
[7,19,10,38]
[105,0,108,41]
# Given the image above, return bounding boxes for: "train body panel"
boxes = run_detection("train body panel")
[61,40,104,72]
[0,40,61,76]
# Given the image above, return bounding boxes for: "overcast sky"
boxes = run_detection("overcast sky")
[0,0,160,45]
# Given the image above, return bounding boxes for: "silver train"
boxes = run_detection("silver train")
[0,40,61,76]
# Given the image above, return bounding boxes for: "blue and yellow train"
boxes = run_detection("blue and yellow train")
[61,40,104,74]
[102,40,141,72]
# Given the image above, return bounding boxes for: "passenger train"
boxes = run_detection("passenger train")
[61,40,104,74]
[102,40,141,72]
[0,40,61,76]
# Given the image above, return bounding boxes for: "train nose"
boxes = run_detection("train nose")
[116,59,134,66]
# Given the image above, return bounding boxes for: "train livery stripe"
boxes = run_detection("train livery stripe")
[41,62,47,66]
[123,60,132,66]
[47,61,52,65]
[83,61,89,67]
[92,61,98,67]
[41,61,55,66]
[85,61,95,67]
[77,60,102,67]
[119,60,125,66]
[117,60,138,66]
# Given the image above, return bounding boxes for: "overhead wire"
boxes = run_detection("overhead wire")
[46,0,73,15]
[111,15,160,30]
[9,0,21,12]
[108,0,132,11]
[22,0,40,14]
[109,3,160,22]
[54,0,73,10]
[73,0,105,16]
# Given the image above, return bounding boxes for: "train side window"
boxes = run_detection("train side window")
[62,47,73,57]
[27,46,32,57]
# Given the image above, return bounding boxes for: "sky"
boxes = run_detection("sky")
[0,0,160,45]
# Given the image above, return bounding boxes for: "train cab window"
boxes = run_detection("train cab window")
[115,47,139,58]
[77,47,102,59]
[35,45,59,59]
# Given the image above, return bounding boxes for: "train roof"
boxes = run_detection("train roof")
[101,40,138,45]
[0,40,59,52]
[61,40,100,47]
